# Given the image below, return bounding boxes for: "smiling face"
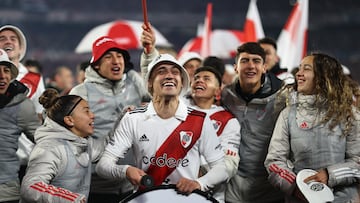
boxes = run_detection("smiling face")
[93,50,125,81]
[66,100,95,138]
[235,52,266,94]
[0,65,12,94]
[296,55,315,95]
[191,70,221,102]
[148,63,183,98]
[0,30,21,62]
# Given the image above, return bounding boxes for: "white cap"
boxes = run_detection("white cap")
[0,49,18,79]
[177,51,202,66]
[296,169,334,203]
[0,25,27,61]
[146,54,190,96]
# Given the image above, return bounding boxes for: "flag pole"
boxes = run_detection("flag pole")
[142,0,150,53]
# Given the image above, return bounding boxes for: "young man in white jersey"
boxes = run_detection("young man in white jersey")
[184,66,241,202]
[96,53,228,194]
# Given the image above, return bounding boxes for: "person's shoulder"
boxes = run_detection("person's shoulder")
[126,70,146,88]
[351,106,360,120]
[31,139,66,160]
[213,106,234,116]
[71,82,86,91]
[187,106,207,118]
[69,83,87,98]
[19,96,34,107]
[126,69,141,79]
[22,71,42,80]
[221,81,240,104]
[222,80,238,95]
[128,105,148,115]
[267,72,283,90]
[280,105,292,115]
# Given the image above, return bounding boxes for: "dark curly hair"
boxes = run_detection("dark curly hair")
[39,88,83,127]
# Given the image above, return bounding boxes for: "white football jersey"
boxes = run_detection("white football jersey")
[106,99,224,185]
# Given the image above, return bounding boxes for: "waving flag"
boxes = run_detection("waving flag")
[178,29,245,59]
[277,0,309,71]
[243,0,265,42]
[178,0,262,59]
[200,3,212,57]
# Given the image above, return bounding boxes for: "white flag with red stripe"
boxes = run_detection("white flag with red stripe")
[243,0,265,42]
[177,29,245,59]
[277,0,309,71]
[200,3,212,57]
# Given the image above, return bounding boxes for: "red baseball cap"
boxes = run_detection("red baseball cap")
[90,36,130,64]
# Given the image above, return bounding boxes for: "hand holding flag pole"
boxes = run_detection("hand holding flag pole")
[142,0,151,53]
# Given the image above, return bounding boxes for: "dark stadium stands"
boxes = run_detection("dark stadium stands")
[1,0,360,81]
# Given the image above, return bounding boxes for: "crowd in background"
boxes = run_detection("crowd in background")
[0,19,359,203]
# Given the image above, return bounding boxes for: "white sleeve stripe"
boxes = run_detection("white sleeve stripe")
[336,174,360,179]
[333,167,359,174]
[333,167,360,179]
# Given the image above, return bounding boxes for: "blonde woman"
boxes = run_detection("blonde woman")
[265,53,360,203]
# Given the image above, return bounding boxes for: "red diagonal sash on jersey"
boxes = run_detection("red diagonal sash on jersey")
[20,72,41,98]
[210,110,234,136]
[146,109,206,186]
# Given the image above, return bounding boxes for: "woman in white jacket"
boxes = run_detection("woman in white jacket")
[20,89,102,203]
[264,53,360,203]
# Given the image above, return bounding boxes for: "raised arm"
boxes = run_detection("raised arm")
[140,23,159,81]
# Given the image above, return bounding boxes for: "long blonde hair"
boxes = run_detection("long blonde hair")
[310,53,360,136]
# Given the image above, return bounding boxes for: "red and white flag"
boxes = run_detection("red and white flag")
[277,0,309,71]
[243,0,265,42]
[200,3,212,57]
[177,29,245,59]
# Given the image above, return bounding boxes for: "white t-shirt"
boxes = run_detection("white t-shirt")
[106,100,224,184]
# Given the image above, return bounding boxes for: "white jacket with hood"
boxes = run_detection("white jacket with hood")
[265,94,360,203]
[20,117,103,203]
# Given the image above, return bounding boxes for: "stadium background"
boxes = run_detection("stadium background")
[1,0,359,82]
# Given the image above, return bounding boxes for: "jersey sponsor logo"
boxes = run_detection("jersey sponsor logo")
[179,131,193,148]
[139,134,149,142]
[142,153,189,168]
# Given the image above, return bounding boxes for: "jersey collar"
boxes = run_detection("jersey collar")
[146,99,188,121]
